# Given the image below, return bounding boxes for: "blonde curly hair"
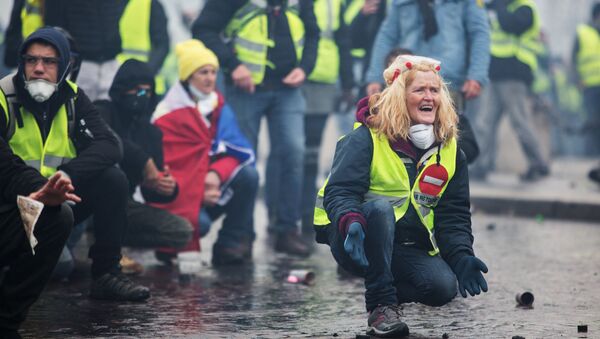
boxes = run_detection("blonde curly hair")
[367,56,458,144]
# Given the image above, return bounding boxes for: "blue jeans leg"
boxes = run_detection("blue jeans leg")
[328,199,398,311]
[391,245,457,306]
[204,165,259,248]
[264,88,306,233]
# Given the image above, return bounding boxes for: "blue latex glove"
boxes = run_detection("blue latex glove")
[454,256,489,297]
[344,222,369,268]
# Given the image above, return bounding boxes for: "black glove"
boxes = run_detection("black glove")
[454,256,488,297]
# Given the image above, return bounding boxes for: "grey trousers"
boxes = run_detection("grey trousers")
[472,80,548,174]
[123,200,193,249]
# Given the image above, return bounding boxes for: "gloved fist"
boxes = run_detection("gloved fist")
[454,256,488,298]
[344,222,369,268]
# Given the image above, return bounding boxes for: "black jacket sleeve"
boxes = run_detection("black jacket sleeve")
[433,149,475,271]
[192,0,245,73]
[494,1,533,35]
[58,89,122,187]
[334,4,354,90]
[298,0,320,75]
[0,136,47,205]
[4,0,25,68]
[148,0,170,75]
[323,125,372,228]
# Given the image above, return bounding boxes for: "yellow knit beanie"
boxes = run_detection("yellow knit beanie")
[175,39,219,81]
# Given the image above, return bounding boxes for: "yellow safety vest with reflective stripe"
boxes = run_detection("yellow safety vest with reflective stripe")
[308,0,341,83]
[117,0,166,94]
[343,0,365,58]
[0,82,78,178]
[575,24,600,87]
[225,0,305,85]
[490,0,541,72]
[21,0,44,38]
[314,126,457,256]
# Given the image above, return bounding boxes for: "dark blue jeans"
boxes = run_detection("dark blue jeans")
[198,165,259,248]
[328,200,457,311]
[226,86,306,233]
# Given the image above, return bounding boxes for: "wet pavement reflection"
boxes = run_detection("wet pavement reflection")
[20,212,600,338]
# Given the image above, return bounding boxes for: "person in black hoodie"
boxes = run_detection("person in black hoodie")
[0,140,75,339]
[95,59,192,256]
[0,27,150,302]
[192,0,320,257]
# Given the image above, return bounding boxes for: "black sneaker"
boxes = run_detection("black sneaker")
[90,271,150,301]
[367,304,409,338]
[520,166,549,182]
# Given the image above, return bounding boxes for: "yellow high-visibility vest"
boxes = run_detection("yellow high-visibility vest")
[490,0,542,72]
[0,79,78,178]
[308,0,342,84]
[314,126,457,256]
[117,0,166,94]
[21,0,44,38]
[575,24,600,87]
[225,0,305,85]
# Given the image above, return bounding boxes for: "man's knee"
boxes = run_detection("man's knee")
[420,276,457,307]
[95,167,129,196]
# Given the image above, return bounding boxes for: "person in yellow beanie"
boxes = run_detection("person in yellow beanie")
[175,39,219,81]
[151,39,258,266]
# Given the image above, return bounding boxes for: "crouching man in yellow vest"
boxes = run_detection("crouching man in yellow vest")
[313,56,488,338]
[0,27,150,302]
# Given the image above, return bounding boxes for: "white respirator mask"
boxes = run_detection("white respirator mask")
[408,124,436,149]
[24,79,58,102]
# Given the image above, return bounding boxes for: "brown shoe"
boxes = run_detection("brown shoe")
[274,231,311,257]
[212,241,252,266]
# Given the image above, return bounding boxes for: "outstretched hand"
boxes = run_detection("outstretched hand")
[28,171,81,206]
[454,256,488,297]
[344,222,369,268]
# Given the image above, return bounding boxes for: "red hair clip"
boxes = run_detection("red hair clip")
[392,68,401,82]
[435,65,441,71]
[405,62,412,69]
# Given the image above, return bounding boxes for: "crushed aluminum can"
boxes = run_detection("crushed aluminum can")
[286,270,315,285]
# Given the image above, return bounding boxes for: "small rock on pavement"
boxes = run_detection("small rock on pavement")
[512,336,525,339]
[578,325,588,333]
[442,333,449,339]
[486,223,496,230]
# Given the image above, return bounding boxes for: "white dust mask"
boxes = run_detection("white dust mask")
[408,124,435,149]
[25,79,57,102]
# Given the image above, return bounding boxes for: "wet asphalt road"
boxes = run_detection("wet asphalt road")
[19,203,600,338]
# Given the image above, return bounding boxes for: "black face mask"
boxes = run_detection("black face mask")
[118,93,151,119]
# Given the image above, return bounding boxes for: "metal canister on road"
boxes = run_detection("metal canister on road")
[515,291,535,307]
[287,270,315,285]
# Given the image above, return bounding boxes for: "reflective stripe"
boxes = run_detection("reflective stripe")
[24,2,40,14]
[45,155,72,168]
[120,49,150,58]
[364,192,408,207]
[25,159,40,169]
[243,62,264,73]
[235,37,270,52]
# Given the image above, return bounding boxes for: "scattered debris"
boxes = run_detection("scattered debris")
[442,333,450,339]
[512,336,525,339]
[486,222,496,230]
[578,325,588,333]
